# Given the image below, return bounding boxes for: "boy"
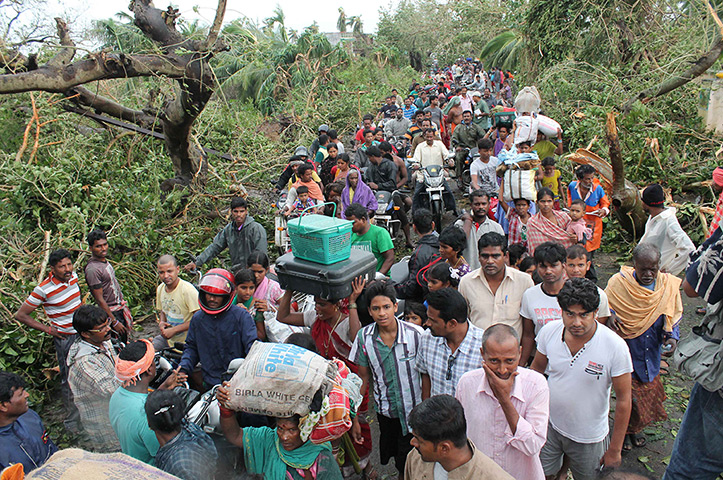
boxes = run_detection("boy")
[350,280,424,478]
[469,137,498,195]
[536,157,563,208]
[283,185,317,217]
[565,245,611,325]
[567,199,592,245]
[499,194,531,247]
[234,269,264,341]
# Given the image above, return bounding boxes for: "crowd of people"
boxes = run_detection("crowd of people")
[2,58,723,480]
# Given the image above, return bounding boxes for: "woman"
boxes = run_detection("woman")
[277,284,373,477]
[291,163,325,203]
[247,251,292,342]
[216,387,343,480]
[526,187,577,254]
[340,169,377,215]
[319,143,339,187]
[332,154,354,182]
[324,181,344,218]
[438,225,470,277]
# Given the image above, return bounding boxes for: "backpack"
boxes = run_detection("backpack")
[672,301,723,392]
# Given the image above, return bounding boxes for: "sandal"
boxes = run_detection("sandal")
[660,360,670,375]
[696,307,707,315]
[630,433,647,448]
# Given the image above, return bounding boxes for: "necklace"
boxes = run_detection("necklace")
[322,311,344,355]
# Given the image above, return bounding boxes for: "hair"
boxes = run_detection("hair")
[246,251,270,270]
[533,242,567,266]
[362,114,374,122]
[325,181,344,198]
[296,185,309,195]
[230,196,248,210]
[414,110,425,119]
[285,333,318,354]
[468,189,490,203]
[72,305,108,334]
[0,371,25,403]
[405,301,427,323]
[439,226,467,254]
[362,128,373,138]
[570,199,586,210]
[87,229,107,247]
[327,143,338,153]
[366,146,382,158]
[234,268,256,286]
[421,118,432,126]
[119,341,150,362]
[423,128,436,137]
[575,164,595,179]
[378,141,393,154]
[478,232,507,254]
[412,208,434,234]
[541,156,556,167]
[519,256,536,274]
[365,279,397,304]
[557,278,600,312]
[518,140,532,148]
[157,254,178,267]
[297,163,313,177]
[566,244,590,261]
[536,187,555,201]
[318,134,329,145]
[345,202,369,221]
[327,129,338,139]
[427,288,467,323]
[145,389,184,434]
[508,243,527,266]
[337,153,351,165]
[481,323,520,350]
[477,138,493,150]
[48,248,72,267]
[407,395,467,448]
[373,127,383,135]
[427,262,459,288]
[632,242,661,264]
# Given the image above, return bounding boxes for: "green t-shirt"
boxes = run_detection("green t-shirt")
[532,140,557,161]
[351,224,394,272]
[108,387,159,464]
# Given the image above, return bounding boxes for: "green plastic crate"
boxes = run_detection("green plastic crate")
[287,204,353,265]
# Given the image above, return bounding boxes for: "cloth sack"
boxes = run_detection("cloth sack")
[25,449,178,480]
[514,86,541,113]
[537,114,562,137]
[503,168,537,202]
[225,342,338,417]
[514,114,539,145]
[672,301,723,392]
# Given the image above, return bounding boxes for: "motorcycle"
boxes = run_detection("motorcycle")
[373,190,401,240]
[457,147,477,194]
[272,190,291,256]
[420,164,447,233]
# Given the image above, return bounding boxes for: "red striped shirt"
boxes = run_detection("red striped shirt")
[24,272,81,334]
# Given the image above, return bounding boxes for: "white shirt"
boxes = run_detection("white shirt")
[413,140,449,169]
[535,320,633,443]
[469,156,499,195]
[520,284,563,335]
[639,207,695,276]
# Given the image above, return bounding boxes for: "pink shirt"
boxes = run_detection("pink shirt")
[566,218,592,242]
[456,367,549,480]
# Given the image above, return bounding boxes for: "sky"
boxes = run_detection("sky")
[45,0,396,36]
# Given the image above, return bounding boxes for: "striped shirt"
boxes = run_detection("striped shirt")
[24,272,81,334]
[350,319,424,434]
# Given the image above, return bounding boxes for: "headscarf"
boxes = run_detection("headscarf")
[712,167,723,188]
[708,167,723,237]
[341,170,378,212]
[605,266,683,339]
[115,339,155,387]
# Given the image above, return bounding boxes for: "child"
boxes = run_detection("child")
[469,137,498,195]
[499,182,532,246]
[564,244,611,325]
[350,280,424,478]
[404,301,427,327]
[234,269,264,340]
[426,261,460,291]
[567,199,592,245]
[508,242,528,268]
[283,185,318,218]
[517,140,533,154]
[536,156,563,208]
[519,256,537,279]
[246,251,285,342]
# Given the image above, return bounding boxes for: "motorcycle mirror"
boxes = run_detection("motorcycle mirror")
[226,358,245,374]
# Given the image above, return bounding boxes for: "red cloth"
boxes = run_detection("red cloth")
[527,210,575,254]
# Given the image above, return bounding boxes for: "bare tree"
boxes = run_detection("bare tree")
[0,0,229,189]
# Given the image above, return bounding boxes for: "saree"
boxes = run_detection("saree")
[526,209,574,254]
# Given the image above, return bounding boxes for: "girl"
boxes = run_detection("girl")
[246,251,285,342]
[320,143,339,187]
[404,301,427,327]
[438,226,470,278]
[426,262,460,291]
[234,269,264,341]
[332,154,354,182]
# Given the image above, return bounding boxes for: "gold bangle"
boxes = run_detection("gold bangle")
[349,303,358,309]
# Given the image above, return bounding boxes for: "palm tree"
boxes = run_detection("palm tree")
[337,8,347,33]
[348,15,363,34]
[478,30,525,71]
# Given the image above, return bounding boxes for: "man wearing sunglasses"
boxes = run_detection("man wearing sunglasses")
[67,305,120,452]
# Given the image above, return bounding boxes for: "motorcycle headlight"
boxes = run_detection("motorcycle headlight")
[430,177,444,187]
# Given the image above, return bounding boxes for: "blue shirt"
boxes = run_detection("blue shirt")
[402,105,417,120]
[0,409,57,472]
[155,421,217,480]
[179,305,258,386]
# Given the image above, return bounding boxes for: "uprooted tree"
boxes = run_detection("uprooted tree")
[0,0,228,189]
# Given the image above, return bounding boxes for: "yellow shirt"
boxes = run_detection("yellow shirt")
[540,169,561,197]
[155,279,199,344]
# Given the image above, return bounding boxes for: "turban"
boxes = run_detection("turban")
[115,339,155,387]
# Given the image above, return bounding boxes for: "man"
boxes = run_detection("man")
[84,229,132,342]
[308,124,329,157]
[417,288,484,398]
[14,248,81,432]
[472,90,492,130]
[520,242,567,363]
[67,305,120,452]
[392,88,403,107]
[458,86,475,112]
[184,197,267,275]
[565,244,611,325]
[384,107,412,139]
[412,128,456,214]
[353,129,374,169]
[0,372,58,472]
[663,226,723,479]
[423,96,444,129]
[409,119,440,156]
[345,203,395,274]
[531,278,632,480]
[378,96,398,121]
[414,90,430,110]
[455,191,505,270]
[365,145,398,193]
[355,114,376,143]
[402,96,417,120]
[459,232,534,334]
[153,255,199,352]
[178,269,258,388]
[483,88,499,110]
[405,394,514,480]
[395,209,439,302]
[452,110,486,178]
[404,110,426,144]
[110,340,179,464]
[638,184,695,275]
[379,141,413,247]
[313,133,330,166]
[274,146,319,192]
[456,324,549,480]
[605,243,681,451]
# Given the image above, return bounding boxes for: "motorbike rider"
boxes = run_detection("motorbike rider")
[384,107,412,139]
[411,129,457,214]
[451,110,486,178]
[274,146,322,193]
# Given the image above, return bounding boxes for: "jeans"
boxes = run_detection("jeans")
[412,180,456,213]
[54,334,81,431]
[663,383,723,479]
